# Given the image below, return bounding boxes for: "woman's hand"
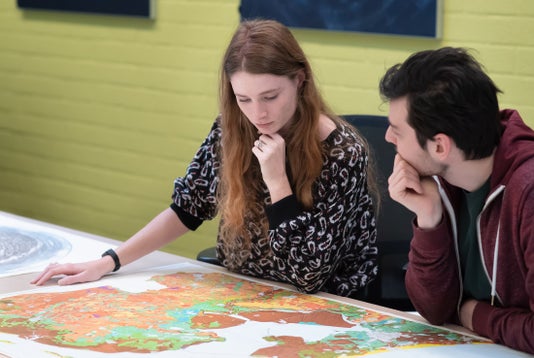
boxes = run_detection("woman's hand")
[31,256,115,286]
[252,133,292,203]
[30,208,190,286]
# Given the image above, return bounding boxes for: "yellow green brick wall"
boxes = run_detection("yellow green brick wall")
[1,0,533,259]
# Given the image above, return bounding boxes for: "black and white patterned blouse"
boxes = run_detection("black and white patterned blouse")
[171,117,377,298]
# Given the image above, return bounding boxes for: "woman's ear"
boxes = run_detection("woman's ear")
[296,70,306,88]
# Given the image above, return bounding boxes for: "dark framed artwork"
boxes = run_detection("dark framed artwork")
[17,0,156,19]
[240,0,442,38]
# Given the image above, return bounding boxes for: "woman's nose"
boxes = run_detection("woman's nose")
[252,103,267,120]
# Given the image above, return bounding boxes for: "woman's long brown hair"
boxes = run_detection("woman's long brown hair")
[217,20,376,262]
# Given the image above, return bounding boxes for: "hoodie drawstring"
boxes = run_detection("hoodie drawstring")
[491,221,501,306]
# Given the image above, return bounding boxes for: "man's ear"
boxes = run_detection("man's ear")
[430,133,452,161]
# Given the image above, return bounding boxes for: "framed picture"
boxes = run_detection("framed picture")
[240,0,442,38]
[17,0,156,19]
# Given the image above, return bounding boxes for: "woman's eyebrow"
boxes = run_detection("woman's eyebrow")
[234,88,280,97]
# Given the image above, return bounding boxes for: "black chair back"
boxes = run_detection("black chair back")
[342,114,414,311]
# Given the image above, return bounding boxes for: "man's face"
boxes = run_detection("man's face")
[385,96,441,176]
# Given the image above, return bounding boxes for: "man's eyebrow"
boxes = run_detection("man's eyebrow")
[388,120,399,129]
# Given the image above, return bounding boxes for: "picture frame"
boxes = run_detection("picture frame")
[240,0,442,38]
[17,0,156,19]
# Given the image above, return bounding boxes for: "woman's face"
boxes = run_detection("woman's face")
[230,71,302,136]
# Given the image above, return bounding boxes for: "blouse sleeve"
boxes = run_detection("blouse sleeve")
[268,139,378,295]
[170,118,221,230]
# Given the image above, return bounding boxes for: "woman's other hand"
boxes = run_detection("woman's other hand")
[31,256,115,286]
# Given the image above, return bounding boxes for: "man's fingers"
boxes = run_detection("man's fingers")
[389,157,423,195]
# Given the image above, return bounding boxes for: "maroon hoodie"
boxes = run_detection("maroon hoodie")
[405,109,534,354]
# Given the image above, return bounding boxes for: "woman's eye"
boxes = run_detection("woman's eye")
[237,98,251,103]
[264,95,278,101]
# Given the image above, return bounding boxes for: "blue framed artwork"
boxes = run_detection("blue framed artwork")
[17,0,156,19]
[239,0,442,38]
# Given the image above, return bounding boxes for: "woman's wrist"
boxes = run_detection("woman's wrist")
[267,178,292,204]
[101,249,121,272]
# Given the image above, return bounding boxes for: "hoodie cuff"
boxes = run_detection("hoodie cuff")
[411,214,449,250]
[471,301,493,338]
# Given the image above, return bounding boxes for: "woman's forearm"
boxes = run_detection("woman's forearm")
[114,207,190,267]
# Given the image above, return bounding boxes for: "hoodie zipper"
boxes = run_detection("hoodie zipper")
[476,185,505,306]
[433,176,463,315]
[435,177,506,314]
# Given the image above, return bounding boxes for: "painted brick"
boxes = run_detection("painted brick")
[1,0,533,260]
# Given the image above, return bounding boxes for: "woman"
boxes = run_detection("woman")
[33,19,378,298]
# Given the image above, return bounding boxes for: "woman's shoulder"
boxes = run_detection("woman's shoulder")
[193,115,223,151]
[323,116,365,147]
[206,115,223,136]
[318,114,337,141]
[322,138,366,172]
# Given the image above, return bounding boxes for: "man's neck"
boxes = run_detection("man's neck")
[443,154,494,192]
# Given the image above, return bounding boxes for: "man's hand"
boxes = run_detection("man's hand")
[388,154,443,229]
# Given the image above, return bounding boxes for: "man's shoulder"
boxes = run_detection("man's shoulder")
[502,162,534,194]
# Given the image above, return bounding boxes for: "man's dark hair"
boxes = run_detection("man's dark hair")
[379,47,503,160]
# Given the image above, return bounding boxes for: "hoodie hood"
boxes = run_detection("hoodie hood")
[491,109,534,188]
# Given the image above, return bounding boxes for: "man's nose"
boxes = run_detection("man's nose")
[384,126,395,144]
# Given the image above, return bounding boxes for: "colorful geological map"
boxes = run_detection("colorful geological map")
[0,264,518,357]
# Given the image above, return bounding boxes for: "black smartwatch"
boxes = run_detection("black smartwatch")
[101,249,121,272]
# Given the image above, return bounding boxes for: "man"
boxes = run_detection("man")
[379,47,534,354]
